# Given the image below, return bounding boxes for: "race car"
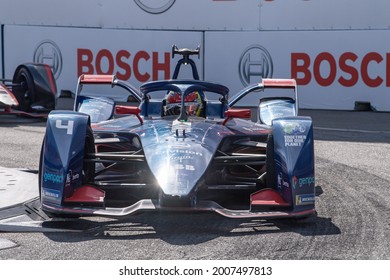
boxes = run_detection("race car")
[39,46,315,219]
[0,63,57,117]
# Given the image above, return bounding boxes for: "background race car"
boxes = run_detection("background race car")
[0,63,57,117]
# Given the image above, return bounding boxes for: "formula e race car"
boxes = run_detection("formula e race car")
[0,63,57,117]
[39,46,315,219]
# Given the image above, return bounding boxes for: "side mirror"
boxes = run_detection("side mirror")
[115,105,143,124]
[259,98,296,126]
[222,108,251,125]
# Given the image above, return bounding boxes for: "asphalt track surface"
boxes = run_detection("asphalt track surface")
[0,109,389,260]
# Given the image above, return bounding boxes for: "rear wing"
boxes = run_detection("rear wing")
[262,78,296,89]
[78,74,115,84]
[228,78,298,114]
[262,79,298,115]
[74,74,142,111]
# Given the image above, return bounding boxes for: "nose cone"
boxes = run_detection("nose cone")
[143,140,213,197]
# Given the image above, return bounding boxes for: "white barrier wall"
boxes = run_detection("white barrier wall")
[0,27,3,79]
[260,0,390,30]
[4,25,390,111]
[3,26,203,94]
[205,31,390,111]
[2,1,390,110]
[0,0,259,31]
[1,0,389,31]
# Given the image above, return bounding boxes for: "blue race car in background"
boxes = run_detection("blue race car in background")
[39,46,315,219]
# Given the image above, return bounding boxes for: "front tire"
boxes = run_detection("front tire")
[83,126,95,184]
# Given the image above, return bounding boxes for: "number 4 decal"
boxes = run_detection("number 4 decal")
[55,120,74,135]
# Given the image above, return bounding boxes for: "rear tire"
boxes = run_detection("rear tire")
[38,140,44,201]
[12,66,35,112]
[266,134,276,189]
[83,126,96,184]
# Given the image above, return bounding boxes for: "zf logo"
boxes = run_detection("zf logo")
[134,0,176,14]
[239,45,273,86]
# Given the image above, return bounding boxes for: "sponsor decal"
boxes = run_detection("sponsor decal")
[292,176,298,189]
[291,52,390,88]
[292,176,315,189]
[169,149,203,162]
[296,194,315,205]
[277,173,290,189]
[43,189,61,199]
[77,48,170,82]
[154,146,203,161]
[298,176,315,188]
[43,172,64,184]
[174,164,195,171]
[134,0,176,14]
[283,122,306,135]
[170,149,203,157]
[284,135,307,147]
[33,40,63,79]
[239,45,273,86]
[65,170,80,184]
[283,122,307,147]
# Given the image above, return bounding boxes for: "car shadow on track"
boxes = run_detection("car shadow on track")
[0,185,339,246]
[0,115,47,127]
[0,184,340,246]
[0,184,339,246]
[39,213,340,246]
[39,185,339,246]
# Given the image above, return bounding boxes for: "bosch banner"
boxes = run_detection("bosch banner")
[205,30,390,111]
[260,0,390,31]
[3,26,203,94]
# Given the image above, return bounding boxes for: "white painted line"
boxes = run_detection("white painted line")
[0,168,38,208]
[0,238,18,250]
[314,126,390,134]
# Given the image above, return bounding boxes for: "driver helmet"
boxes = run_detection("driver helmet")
[165,91,204,116]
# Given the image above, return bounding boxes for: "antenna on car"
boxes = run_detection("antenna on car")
[171,44,201,80]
